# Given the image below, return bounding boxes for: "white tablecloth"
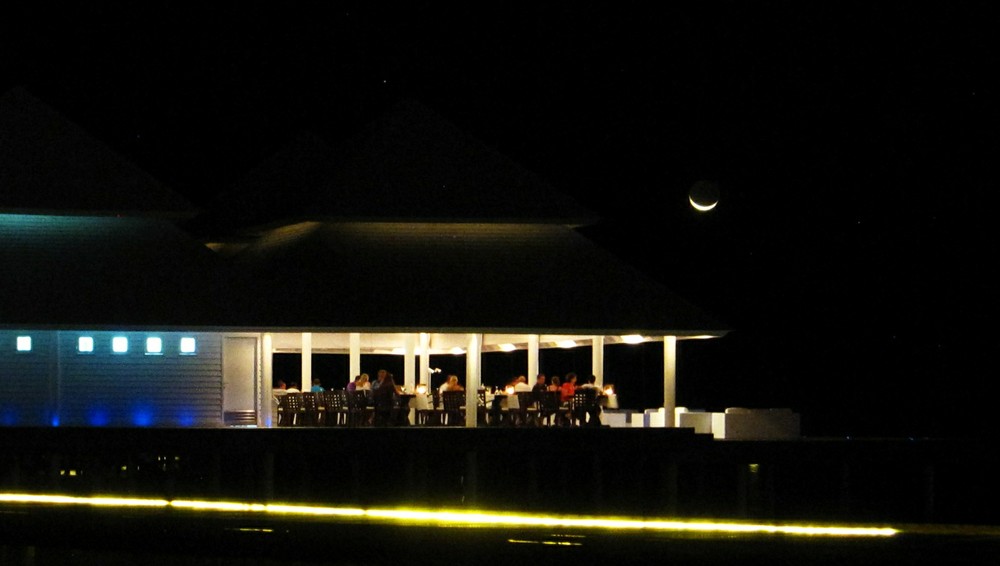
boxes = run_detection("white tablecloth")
[411,394,430,410]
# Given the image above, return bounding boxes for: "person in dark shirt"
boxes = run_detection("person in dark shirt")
[577,374,603,426]
[531,373,547,393]
[373,370,399,426]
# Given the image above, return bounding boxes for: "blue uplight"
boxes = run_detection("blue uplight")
[176,410,196,427]
[130,403,155,427]
[1,407,19,426]
[87,407,110,427]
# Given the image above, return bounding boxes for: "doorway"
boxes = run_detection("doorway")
[223,336,258,426]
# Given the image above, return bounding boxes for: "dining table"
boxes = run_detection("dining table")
[394,393,416,426]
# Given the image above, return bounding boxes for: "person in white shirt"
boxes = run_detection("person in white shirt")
[440,374,463,392]
[513,375,532,392]
[576,374,603,426]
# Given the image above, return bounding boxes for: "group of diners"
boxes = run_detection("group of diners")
[273,370,607,428]
[485,372,606,427]
[500,371,602,402]
[274,369,406,427]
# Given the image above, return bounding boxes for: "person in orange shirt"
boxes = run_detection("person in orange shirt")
[560,372,578,403]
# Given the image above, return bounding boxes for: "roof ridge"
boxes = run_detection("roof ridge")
[0,86,199,219]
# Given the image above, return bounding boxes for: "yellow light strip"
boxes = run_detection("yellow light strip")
[0,493,169,507]
[0,493,897,537]
[508,539,583,546]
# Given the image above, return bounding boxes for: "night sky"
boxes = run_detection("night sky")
[2,3,997,438]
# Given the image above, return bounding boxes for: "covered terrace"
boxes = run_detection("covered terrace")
[263,330,720,427]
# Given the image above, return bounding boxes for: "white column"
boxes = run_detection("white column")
[419,333,431,388]
[301,332,312,392]
[262,333,274,427]
[528,334,539,384]
[465,333,482,427]
[664,336,677,426]
[404,334,417,391]
[349,332,361,381]
[592,335,605,387]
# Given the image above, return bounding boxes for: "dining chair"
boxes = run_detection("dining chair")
[429,389,443,425]
[537,390,563,427]
[393,393,415,426]
[274,393,290,426]
[345,390,371,427]
[414,394,435,426]
[300,391,322,426]
[477,388,489,426]
[417,391,443,425]
[322,390,348,426]
[570,388,599,427]
[372,390,397,427]
[441,390,466,426]
[515,391,538,426]
[281,392,306,426]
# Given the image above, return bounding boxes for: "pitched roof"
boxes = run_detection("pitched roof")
[193,99,598,235]
[0,214,250,328]
[0,87,198,218]
[221,221,728,335]
[0,89,726,336]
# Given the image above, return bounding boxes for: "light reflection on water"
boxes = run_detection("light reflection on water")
[2,494,1000,565]
[4,530,1000,566]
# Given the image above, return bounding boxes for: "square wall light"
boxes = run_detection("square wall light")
[146,337,163,354]
[180,337,196,355]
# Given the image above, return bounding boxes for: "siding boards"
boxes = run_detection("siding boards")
[0,331,224,427]
[58,332,223,427]
[0,331,57,425]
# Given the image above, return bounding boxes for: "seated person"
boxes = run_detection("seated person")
[576,374,603,426]
[578,374,601,391]
[559,373,578,403]
[347,373,370,392]
[532,373,547,393]
[440,374,464,392]
[372,372,398,426]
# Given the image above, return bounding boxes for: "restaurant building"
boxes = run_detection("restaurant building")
[1,87,728,428]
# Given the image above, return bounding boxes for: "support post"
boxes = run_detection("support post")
[466,333,482,427]
[528,334,539,385]
[592,335,605,387]
[262,333,274,427]
[300,332,312,392]
[349,332,361,382]
[419,333,431,388]
[404,334,417,391]
[663,336,677,424]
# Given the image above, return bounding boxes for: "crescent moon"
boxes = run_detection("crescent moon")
[689,195,717,212]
